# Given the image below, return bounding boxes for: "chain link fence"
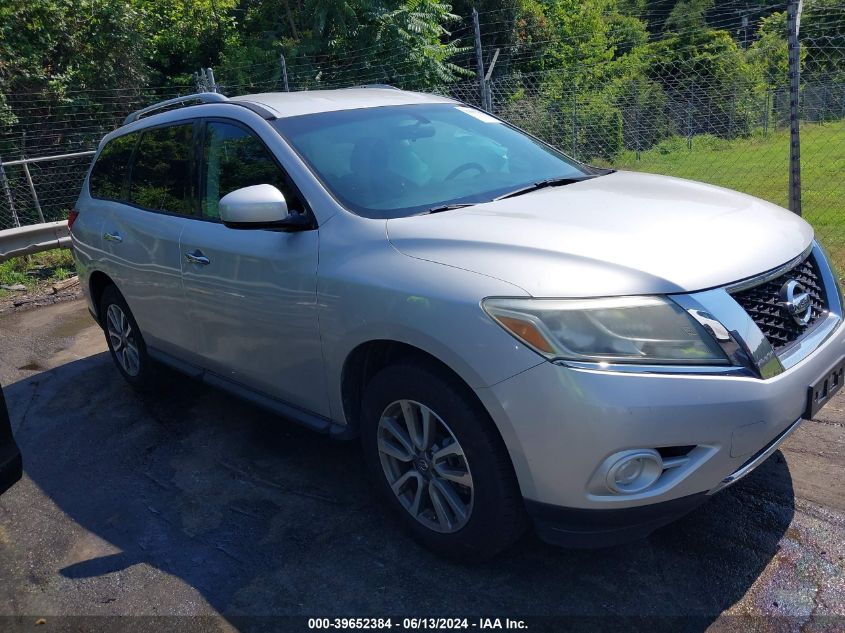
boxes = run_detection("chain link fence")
[0,152,95,229]
[473,72,842,224]
[0,85,191,231]
[0,3,843,269]
[444,15,845,269]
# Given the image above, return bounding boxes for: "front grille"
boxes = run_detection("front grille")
[731,254,828,353]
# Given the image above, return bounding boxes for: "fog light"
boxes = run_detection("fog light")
[606,450,663,494]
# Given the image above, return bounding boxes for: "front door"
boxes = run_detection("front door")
[180,119,328,417]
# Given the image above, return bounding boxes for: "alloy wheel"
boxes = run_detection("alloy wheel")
[377,399,474,533]
[106,304,141,377]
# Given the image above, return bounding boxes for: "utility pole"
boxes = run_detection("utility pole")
[735,3,749,49]
[206,68,217,93]
[633,82,640,161]
[472,9,488,111]
[484,48,499,113]
[280,53,290,92]
[0,157,20,228]
[787,0,803,215]
[572,90,578,159]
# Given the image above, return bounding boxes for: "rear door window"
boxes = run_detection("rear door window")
[89,133,138,201]
[129,123,196,216]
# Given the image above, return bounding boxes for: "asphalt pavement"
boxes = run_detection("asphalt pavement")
[0,297,842,632]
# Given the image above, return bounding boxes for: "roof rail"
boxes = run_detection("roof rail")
[123,92,229,125]
[345,84,401,90]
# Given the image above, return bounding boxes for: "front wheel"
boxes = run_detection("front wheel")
[361,362,527,561]
[99,285,156,390]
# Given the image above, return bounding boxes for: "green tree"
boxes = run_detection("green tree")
[0,0,148,95]
[648,28,755,138]
[747,11,789,89]
[355,0,470,87]
[132,0,237,85]
[665,0,713,41]
[218,0,468,90]
[801,0,845,80]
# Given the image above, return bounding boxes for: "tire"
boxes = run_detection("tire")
[361,361,528,561]
[99,285,156,391]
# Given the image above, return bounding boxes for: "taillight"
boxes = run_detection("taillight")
[67,208,79,232]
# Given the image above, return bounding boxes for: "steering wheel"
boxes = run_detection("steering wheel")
[445,162,486,181]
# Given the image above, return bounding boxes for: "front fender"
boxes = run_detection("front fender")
[316,214,543,426]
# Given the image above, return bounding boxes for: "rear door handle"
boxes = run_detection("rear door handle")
[103,231,123,243]
[184,250,210,266]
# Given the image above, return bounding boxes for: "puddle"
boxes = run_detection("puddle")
[50,310,96,339]
[0,298,91,336]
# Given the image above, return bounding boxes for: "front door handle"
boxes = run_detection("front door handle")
[103,231,123,243]
[184,250,210,266]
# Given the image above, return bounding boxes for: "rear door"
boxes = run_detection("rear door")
[180,119,327,416]
[99,121,198,357]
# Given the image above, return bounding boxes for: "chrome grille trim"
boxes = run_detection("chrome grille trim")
[730,251,828,354]
[672,242,841,380]
[725,242,814,293]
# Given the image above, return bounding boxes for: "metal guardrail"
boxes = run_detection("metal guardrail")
[0,220,71,263]
[0,151,94,231]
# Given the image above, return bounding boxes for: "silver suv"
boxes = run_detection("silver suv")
[72,88,844,560]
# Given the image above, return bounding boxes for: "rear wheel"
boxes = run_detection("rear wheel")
[99,285,156,390]
[361,361,527,561]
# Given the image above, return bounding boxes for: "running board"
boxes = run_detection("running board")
[147,347,354,439]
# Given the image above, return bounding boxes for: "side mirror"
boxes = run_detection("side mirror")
[219,184,290,228]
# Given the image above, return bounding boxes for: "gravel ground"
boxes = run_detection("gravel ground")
[0,298,842,632]
[0,279,82,316]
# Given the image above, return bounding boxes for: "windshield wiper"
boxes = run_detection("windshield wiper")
[417,174,599,214]
[418,203,475,215]
[495,176,596,201]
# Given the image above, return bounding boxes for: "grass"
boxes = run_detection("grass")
[597,120,845,270]
[0,248,76,297]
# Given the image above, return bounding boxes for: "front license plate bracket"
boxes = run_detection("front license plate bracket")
[806,358,845,419]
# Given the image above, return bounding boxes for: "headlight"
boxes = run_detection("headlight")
[482,296,728,365]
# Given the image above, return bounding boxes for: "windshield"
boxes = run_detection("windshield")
[273,103,593,219]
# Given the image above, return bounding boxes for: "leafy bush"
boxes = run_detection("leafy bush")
[574,94,624,161]
[647,30,757,139]
[609,75,674,151]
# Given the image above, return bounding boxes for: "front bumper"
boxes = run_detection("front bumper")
[473,242,845,543]
[526,492,709,548]
[524,416,803,547]
[477,332,842,511]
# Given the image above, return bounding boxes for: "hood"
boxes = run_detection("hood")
[386,171,813,297]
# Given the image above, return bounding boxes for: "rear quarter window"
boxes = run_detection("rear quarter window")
[89,133,137,201]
